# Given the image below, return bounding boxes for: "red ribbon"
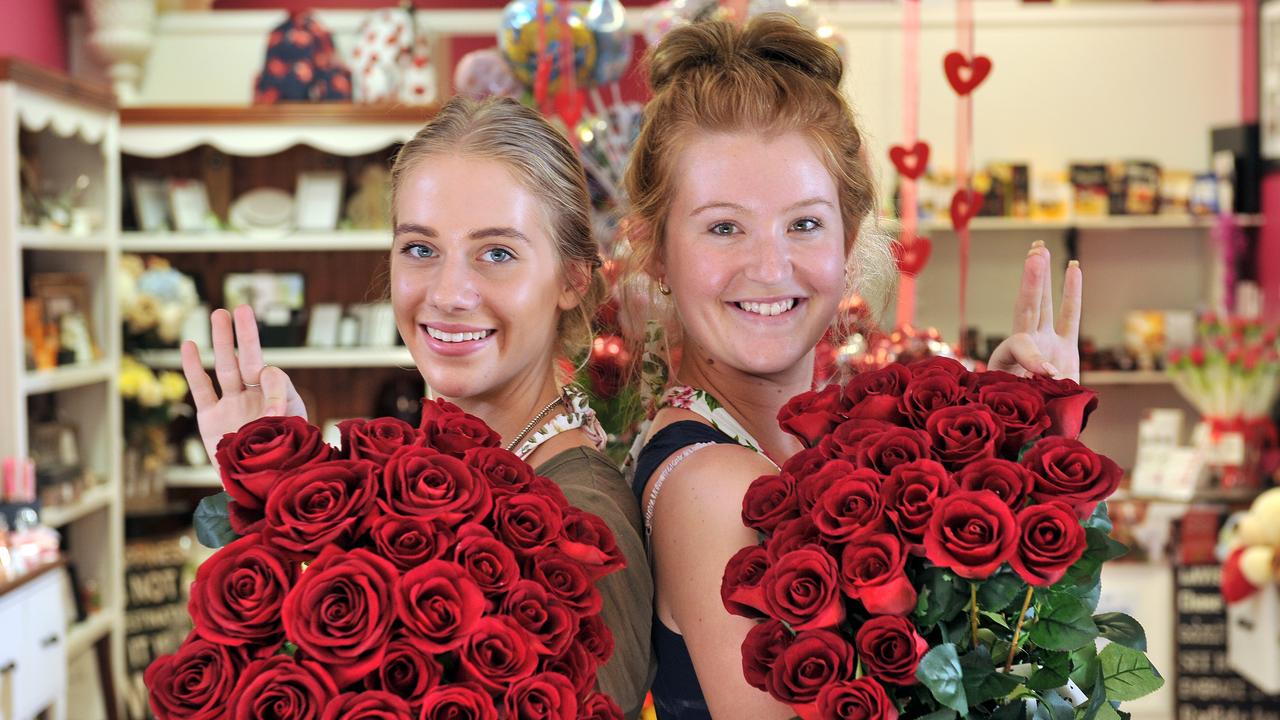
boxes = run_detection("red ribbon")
[895,0,922,328]
[1208,416,1280,448]
[954,0,974,353]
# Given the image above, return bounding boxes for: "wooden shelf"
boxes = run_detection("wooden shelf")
[1081,370,1172,386]
[121,103,434,126]
[18,229,111,252]
[22,361,113,395]
[136,346,414,369]
[882,214,1262,233]
[66,609,114,659]
[164,465,221,489]
[41,482,114,528]
[121,230,391,253]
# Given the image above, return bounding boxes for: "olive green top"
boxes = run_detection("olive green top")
[535,446,654,720]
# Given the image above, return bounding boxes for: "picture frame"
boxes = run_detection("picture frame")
[295,170,345,231]
[224,272,306,327]
[167,178,214,232]
[305,303,343,347]
[30,272,97,362]
[129,176,171,232]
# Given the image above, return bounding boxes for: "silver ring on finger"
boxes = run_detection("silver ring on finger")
[243,382,261,389]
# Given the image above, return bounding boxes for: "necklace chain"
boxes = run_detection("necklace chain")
[503,394,565,453]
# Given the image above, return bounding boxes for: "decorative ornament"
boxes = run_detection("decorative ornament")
[453,48,522,100]
[86,0,157,104]
[498,0,597,94]
[893,235,932,276]
[949,189,982,232]
[585,0,633,87]
[889,141,930,180]
[943,50,992,96]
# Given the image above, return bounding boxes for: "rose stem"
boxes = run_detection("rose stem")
[1005,587,1036,672]
[970,584,980,650]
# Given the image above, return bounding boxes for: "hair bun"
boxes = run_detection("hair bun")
[647,13,843,93]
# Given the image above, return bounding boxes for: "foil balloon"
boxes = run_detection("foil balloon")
[585,0,633,86]
[499,0,597,93]
[454,47,523,100]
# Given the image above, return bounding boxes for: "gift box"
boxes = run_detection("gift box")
[1228,581,1280,694]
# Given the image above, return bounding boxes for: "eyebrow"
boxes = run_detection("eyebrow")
[689,197,835,216]
[394,224,530,245]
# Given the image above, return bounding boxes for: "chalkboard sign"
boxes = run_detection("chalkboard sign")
[1175,564,1280,719]
[122,536,194,720]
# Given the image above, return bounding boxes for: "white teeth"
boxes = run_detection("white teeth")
[736,299,796,317]
[426,327,491,343]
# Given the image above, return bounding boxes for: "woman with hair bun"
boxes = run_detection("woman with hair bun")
[623,15,1081,718]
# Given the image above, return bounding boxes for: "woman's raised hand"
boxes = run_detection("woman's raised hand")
[987,241,1083,382]
[181,305,307,464]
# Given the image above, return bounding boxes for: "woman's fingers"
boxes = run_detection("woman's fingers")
[210,308,243,395]
[181,340,218,412]
[1035,243,1055,333]
[233,305,265,386]
[1057,259,1083,343]
[259,366,301,417]
[1012,244,1044,334]
[1006,332,1059,378]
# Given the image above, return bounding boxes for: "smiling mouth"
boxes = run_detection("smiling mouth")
[423,326,495,343]
[733,299,799,317]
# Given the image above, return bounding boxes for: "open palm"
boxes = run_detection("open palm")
[181,305,307,464]
[987,242,1082,382]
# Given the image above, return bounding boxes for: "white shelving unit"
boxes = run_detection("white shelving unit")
[135,345,413,370]
[121,229,392,253]
[0,58,125,717]
[881,214,1263,234]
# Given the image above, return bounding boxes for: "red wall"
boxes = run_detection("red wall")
[0,0,68,71]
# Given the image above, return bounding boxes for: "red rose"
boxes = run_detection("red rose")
[843,365,910,423]
[762,548,845,631]
[492,492,564,556]
[545,641,597,695]
[368,514,453,572]
[795,463,840,515]
[380,446,492,526]
[419,398,501,456]
[926,405,1004,469]
[557,508,625,580]
[765,629,857,710]
[282,546,399,688]
[531,551,602,615]
[965,369,1022,391]
[741,619,793,691]
[908,356,969,382]
[1033,376,1099,439]
[819,419,893,461]
[229,656,338,720]
[838,533,916,616]
[783,445,832,481]
[899,372,967,429]
[742,473,799,535]
[1012,501,1088,586]
[1022,437,1122,518]
[456,616,540,694]
[924,489,1018,580]
[320,690,412,720]
[264,460,379,558]
[575,612,614,665]
[396,559,485,652]
[811,465,887,542]
[502,672,578,720]
[882,460,956,554]
[454,524,521,598]
[580,692,624,720]
[815,679,899,720]
[188,533,296,647]
[217,415,332,533]
[464,447,535,497]
[501,580,577,656]
[364,632,441,708]
[855,426,934,476]
[529,475,572,510]
[146,636,250,720]
[766,515,824,562]
[779,384,847,448]
[854,615,928,686]
[338,417,420,465]
[721,545,771,618]
[954,458,1035,510]
[977,381,1052,455]
[419,683,498,720]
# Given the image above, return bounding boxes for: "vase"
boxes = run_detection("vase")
[86,0,157,104]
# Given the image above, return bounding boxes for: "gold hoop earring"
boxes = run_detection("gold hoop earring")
[658,278,671,296]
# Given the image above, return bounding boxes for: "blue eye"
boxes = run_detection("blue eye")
[402,243,435,259]
[710,222,739,236]
[483,247,515,263]
[791,218,822,232]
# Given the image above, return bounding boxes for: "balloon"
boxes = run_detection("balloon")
[499,0,597,93]
[641,1,687,47]
[454,47,523,100]
[585,0,633,86]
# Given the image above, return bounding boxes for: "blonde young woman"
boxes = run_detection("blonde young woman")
[622,16,1083,719]
[181,97,652,718]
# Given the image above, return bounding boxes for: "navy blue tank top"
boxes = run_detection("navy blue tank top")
[631,420,742,720]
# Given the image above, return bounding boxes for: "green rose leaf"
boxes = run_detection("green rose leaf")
[917,568,969,630]
[1093,612,1148,652]
[1030,593,1099,652]
[1084,503,1113,534]
[1075,673,1109,720]
[194,492,239,549]
[1035,689,1076,720]
[1099,643,1164,701]
[990,700,1028,720]
[980,572,1028,613]
[916,711,958,720]
[1027,651,1072,691]
[918,643,969,715]
[961,646,1024,707]
[1070,644,1100,690]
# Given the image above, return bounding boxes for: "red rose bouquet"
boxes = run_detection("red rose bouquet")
[725,358,1162,720]
[146,399,626,720]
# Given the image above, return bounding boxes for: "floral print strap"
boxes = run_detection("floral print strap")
[511,386,608,461]
[659,385,765,455]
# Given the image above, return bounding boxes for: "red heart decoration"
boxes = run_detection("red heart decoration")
[949,189,983,231]
[889,142,931,180]
[943,51,993,96]
[894,236,932,275]
[555,88,584,134]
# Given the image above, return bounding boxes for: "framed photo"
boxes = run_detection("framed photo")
[31,272,97,362]
[167,178,214,232]
[1261,1,1280,160]
[130,176,171,232]
[224,272,305,327]
[305,303,343,347]
[295,170,344,231]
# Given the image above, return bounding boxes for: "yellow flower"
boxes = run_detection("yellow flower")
[138,375,165,408]
[119,357,149,399]
[160,371,188,403]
